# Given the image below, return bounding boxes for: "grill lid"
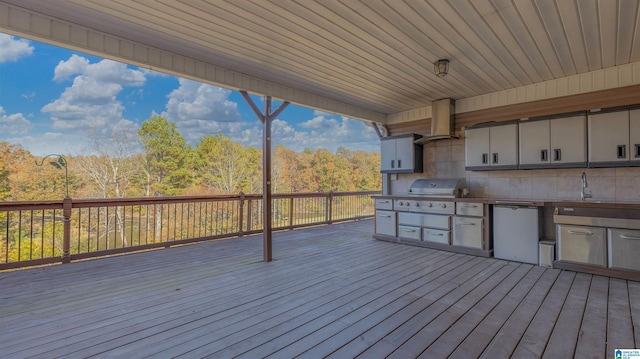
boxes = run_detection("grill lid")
[408,178,466,198]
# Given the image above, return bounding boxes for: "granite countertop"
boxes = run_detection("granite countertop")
[373,195,640,209]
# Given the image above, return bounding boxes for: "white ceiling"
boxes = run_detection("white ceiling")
[1,0,639,118]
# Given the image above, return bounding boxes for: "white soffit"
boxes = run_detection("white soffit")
[1,1,640,124]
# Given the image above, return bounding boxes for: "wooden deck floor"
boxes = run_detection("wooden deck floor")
[0,219,638,358]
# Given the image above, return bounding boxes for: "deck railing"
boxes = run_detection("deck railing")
[0,191,379,270]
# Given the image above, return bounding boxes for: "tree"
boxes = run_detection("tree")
[194,134,260,194]
[138,116,192,196]
[0,155,9,201]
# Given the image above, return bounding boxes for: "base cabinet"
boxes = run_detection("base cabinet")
[452,217,484,249]
[375,210,396,237]
[608,228,640,271]
[557,224,606,266]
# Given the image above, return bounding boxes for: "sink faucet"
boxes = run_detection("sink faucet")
[581,172,592,200]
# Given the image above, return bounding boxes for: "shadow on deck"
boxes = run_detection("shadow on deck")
[0,219,638,358]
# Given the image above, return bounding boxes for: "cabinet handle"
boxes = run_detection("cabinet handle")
[492,153,498,164]
[397,159,402,168]
[459,222,476,226]
[620,234,640,240]
[380,200,390,203]
[391,160,395,168]
[568,230,593,236]
[460,204,478,208]
[617,145,627,159]
[426,232,444,236]
[541,149,548,161]
[635,144,640,158]
[481,153,488,164]
[379,215,392,218]
[401,228,417,233]
[553,149,561,161]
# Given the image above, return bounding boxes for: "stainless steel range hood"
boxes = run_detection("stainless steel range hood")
[415,98,458,144]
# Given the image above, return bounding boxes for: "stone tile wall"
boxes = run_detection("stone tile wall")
[389,137,640,240]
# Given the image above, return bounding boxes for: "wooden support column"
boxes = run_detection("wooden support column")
[240,91,289,262]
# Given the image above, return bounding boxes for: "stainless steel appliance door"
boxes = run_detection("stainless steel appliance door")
[397,225,421,240]
[557,224,606,266]
[375,210,396,237]
[423,229,450,244]
[493,206,539,264]
[452,217,483,249]
[608,228,640,271]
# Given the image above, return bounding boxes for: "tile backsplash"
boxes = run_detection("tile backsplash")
[390,138,640,202]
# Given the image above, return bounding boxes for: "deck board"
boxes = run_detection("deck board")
[0,219,638,358]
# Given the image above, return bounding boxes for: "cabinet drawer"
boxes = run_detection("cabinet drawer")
[557,225,606,266]
[398,212,450,230]
[452,217,484,249]
[423,229,450,245]
[398,225,421,240]
[608,228,640,271]
[455,202,484,217]
[375,210,396,237]
[375,199,393,210]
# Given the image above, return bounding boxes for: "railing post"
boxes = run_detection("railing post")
[238,192,245,237]
[288,197,294,228]
[62,196,72,263]
[327,191,334,224]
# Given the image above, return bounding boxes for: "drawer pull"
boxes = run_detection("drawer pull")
[459,222,476,226]
[379,200,390,203]
[620,234,640,240]
[401,228,417,233]
[426,232,444,236]
[568,230,593,236]
[379,215,392,218]
[460,204,478,208]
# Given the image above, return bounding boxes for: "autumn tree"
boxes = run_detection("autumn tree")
[194,134,260,194]
[0,155,9,201]
[138,116,192,196]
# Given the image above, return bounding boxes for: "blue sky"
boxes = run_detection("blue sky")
[0,33,380,156]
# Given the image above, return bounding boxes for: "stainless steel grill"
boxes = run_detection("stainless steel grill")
[407,178,467,198]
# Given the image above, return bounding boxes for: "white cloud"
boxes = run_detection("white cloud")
[0,106,33,135]
[238,115,379,153]
[42,56,145,132]
[53,54,89,81]
[161,78,241,142]
[0,34,33,63]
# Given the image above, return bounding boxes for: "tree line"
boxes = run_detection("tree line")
[0,116,381,201]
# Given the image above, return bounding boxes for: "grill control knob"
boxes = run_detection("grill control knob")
[398,201,404,206]
[414,202,420,207]
[426,203,433,208]
[440,203,447,208]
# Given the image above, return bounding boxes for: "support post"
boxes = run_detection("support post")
[240,91,289,262]
[62,196,72,263]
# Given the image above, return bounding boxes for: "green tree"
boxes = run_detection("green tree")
[194,134,260,194]
[0,155,9,201]
[138,116,192,196]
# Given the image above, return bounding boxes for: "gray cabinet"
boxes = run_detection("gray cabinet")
[465,121,518,170]
[588,111,629,167]
[452,216,484,248]
[608,228,640,271]
[519,115,587,169]
[375,210,396,237]
[380,134,423,173]
[588,109,640,167]
[557,224,606,266]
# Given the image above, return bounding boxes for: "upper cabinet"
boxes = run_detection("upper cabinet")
[465,121,518,170]
[588,109,640,167]
[380,134,423,173]
[519,114,587,169]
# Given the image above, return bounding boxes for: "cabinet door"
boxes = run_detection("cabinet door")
[375,210,396,237]
[630,109,640,165]
[588,111,628,166]
[519,119,550,168]
[608,228,640,271]
[489,123,518,168]
[380,139,396,172]
[452,217,484,248]
[394,136,415,171]
[465,126,490,169]
[551,115,587,166]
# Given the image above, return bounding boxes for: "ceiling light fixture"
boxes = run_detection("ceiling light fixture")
[434,59,449,77]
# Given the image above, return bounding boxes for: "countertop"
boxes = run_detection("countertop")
[373,195,640,209]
